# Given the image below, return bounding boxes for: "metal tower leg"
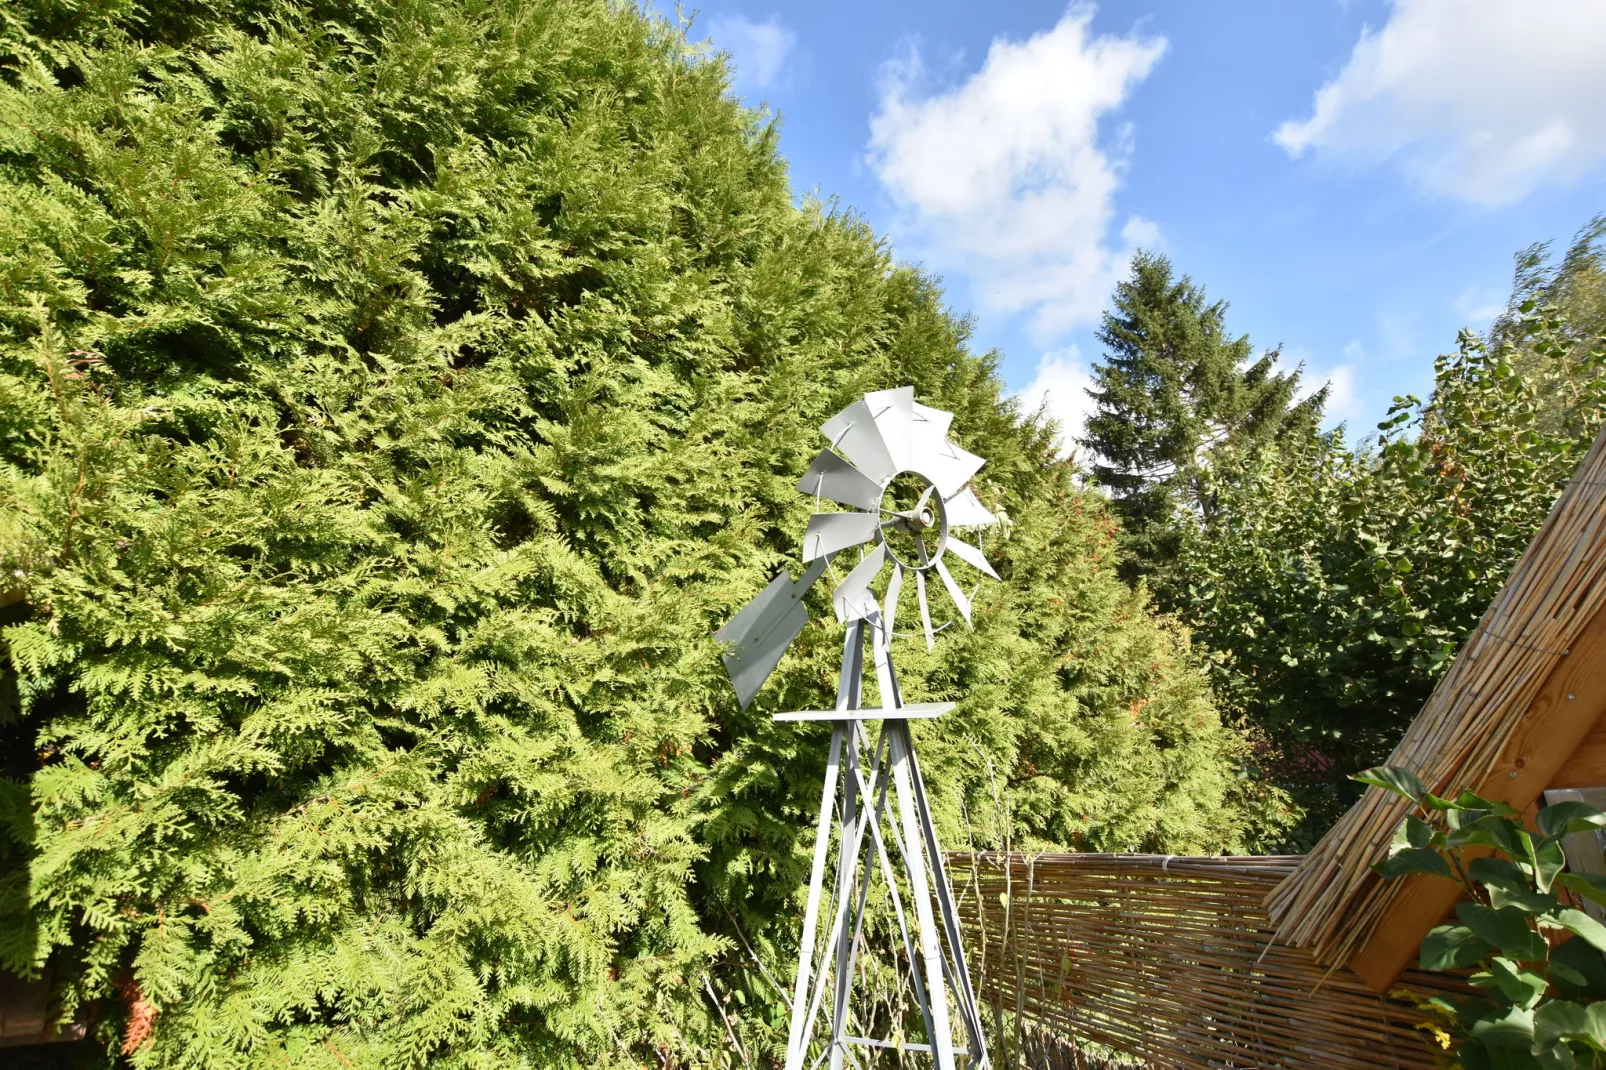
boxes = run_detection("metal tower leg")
[887,717,957,1070]
[785,619,864,1070]
[781,614,989,1070]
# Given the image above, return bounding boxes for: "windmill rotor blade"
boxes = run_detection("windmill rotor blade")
[821,398,898,485]
[802,511,879,562]
[832,544,888,622]
[916,569,934,651]
[922,439,985,499]
[945,537,999,580]
[884,562,904,639]
[863,386,916,473]
[716,557,831,709]
[935,557,972,626]
[942,487,996,529]
[911,401,954,446]
[796,449,883,512]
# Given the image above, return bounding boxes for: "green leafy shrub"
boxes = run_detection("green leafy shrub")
[0,1,1283,1065]
[1177,299,1606,846]
[1363,766,1606,1069]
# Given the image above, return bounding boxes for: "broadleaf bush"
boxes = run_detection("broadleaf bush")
[1365,767,1606,1070]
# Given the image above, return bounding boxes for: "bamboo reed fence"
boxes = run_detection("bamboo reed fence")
[953,852,1466,1070]
[1266,425,1606,966]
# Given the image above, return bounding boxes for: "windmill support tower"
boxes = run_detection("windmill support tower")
[715,388,997,1069]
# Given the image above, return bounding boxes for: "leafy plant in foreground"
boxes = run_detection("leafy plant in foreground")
[1363,766,1606,1069]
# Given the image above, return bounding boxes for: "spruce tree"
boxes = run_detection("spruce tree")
[1082,251,1326,589]
[0,2,1287,1065]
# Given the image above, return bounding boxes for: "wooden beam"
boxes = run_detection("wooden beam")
[1351,598,1606,993]
[1550,710,1606,789]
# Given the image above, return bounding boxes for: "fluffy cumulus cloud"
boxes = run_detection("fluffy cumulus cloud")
[867,7,1167,339]
[706,13,796,91]
[1014,347,1096,455]
[1275,0,1606,205]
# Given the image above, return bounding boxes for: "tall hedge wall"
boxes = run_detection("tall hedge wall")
[0,1,1280,1065]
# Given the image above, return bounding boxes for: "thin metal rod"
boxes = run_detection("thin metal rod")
[846,732,937,1048]
[785,617,865,1070]
[907,733,991,1066]
[829,718,862,1070]
[842,1036,934,1053]
[887,718,957,1069]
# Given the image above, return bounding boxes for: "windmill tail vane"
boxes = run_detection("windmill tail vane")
[713,387,997,1070]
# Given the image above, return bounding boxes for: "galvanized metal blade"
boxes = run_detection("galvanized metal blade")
[935,557,972,626]
[911,401,954,446]
[941,487,996,529]
[716,557,831,709]
[803,511,879,562]
[832,544,887,622]
[922,439,985,500]
[916,569,934,651]
[821,399,897,485]
[884,563,904,641]
[797,448,883,512]
[945,537,998,580]
[863,386,915,473]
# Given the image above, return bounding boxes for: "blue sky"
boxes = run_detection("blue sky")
[678,0,1606,445]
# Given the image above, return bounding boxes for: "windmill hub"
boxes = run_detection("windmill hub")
[880,469,948,571]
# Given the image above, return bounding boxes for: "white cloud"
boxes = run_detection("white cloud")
[867,7,1167,339]
[1275,0,1606,205]
[1014,347,1095,454]
[1454,283,1508,326]
[1287,346,1361,428]
[706,14,796,91]
[1312,364,1361,425]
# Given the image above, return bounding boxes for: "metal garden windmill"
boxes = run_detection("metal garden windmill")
[716,387,998,1070]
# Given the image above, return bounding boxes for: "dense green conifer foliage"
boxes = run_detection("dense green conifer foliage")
[0,1,1276,1064]
[1082,251,1326,587]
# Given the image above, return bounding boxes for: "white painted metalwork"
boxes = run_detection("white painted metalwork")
[714,388,999,1069]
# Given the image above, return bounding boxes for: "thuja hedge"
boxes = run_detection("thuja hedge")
[0,2,1284,1065]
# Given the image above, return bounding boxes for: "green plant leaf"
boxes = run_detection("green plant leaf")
[1492,889,1565,914]
[1375,847,1454,880]
[1473,857,1538,895]
[1551,938,1606,1000]
[1407,814,1438,849]
[1557,873,1606,907]
[1462,1039,1494,1070]
[1534,838,1568,894]
[1550,961,1589,988]
[1473,1005,1536,1050]
[1354,766,1428,802]
[1546,909,1606,953]
[1534,1043,1576,1070]
[1456,791,1523,818]
[1452,814,1531,858]
[1460,903,1549,961]
[1538,803,1606,839]
[1423,923,1499,971]
[1489,957,1549,1009]
[1535,1000,1606,1052]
